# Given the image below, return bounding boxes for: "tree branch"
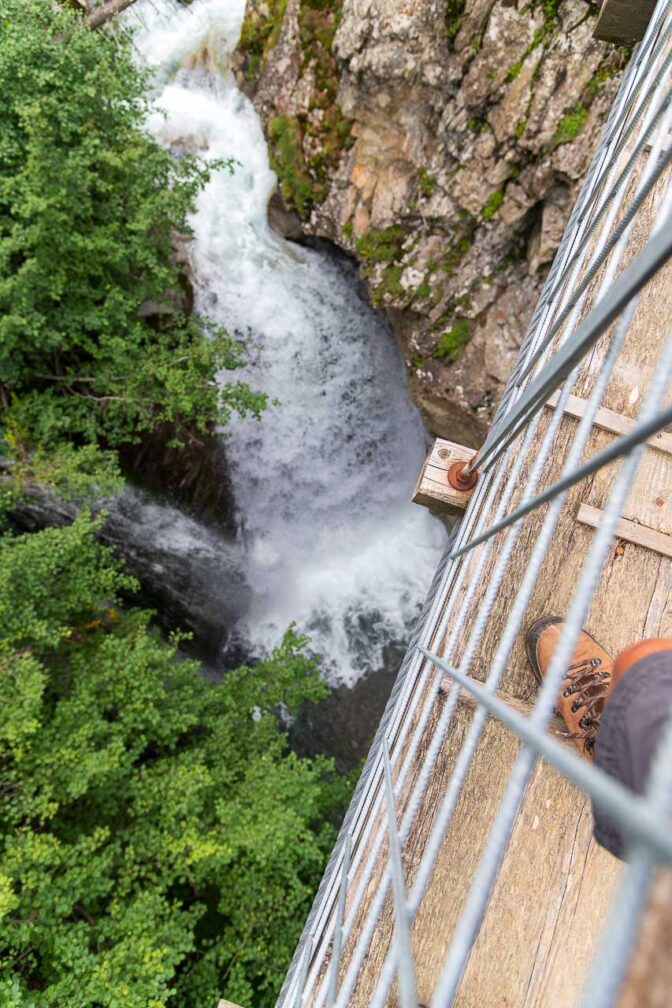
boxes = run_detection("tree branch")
[87,0,139,29]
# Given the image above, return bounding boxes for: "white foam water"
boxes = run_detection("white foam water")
[128,0,446,685]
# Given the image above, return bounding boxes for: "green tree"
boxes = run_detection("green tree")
[0,0,265,459]
[0,516,343,1007]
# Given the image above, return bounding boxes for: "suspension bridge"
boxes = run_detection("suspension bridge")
[264,1,672,1005]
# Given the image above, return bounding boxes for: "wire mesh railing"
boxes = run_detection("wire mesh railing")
[276,2,672,1005]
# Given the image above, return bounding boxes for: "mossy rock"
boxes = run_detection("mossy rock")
[248,0,353,221]
[238,0,288,83]
[370,264,406,305]
[481,189,504,220]
[356,225,408,263]
[553,103,588,146]
[268,116,325,221]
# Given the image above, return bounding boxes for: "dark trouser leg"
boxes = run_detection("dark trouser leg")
[593,651,672,859]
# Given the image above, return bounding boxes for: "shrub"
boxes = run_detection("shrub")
[0,516,345,1007]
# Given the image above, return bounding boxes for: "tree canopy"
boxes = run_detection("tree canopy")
[0,0,265,459]
[0,5,348,1005]
[0,516,343,1008]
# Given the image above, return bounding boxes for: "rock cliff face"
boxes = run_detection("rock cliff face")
[235,0,626,446]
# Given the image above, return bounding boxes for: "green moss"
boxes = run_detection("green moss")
[506,59,523,81]
[440,210,477,276]
[239,0,288,81]
[531,0,562,32]
[256,0,353,220]
[553,102,588,146]
[445,0,466,41]
[356,225,407,263]
[514,118,527,138]
[502,20,545,87]
[467,116,490,134]
[371,265,405,305]
[295,0,353,216]
[342,220,354,240]
[436,319,471,361]
[418,167,437,196]
[531,25,545,48]
[411,352,427,370]
[586,50,629,95]
[508,161,520,179]
[414,282,431,299]
[268,116,322,220]
[440,237,471,275]
[481,189,504,219]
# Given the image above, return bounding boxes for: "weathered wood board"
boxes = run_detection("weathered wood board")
[546,391,672,456]
[594,0,657,44]
[413,439,477,515]
[618,870,672,1008]
[577,502,672,558]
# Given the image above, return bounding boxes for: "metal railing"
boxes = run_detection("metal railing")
[276,2,672,1006]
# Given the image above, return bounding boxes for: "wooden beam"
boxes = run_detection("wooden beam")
[593,0,657,45]
[546,391,672,457]
[576,503,672,559]
[217,1001,246,1008]
[412,439,477,516]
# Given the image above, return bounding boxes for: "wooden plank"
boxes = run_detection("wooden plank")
[440,678,571,741]
[618,870,672,1008]
[217,1001,246,1008]
[546,391,672,457]
[346,704,622,1008]
[412,439,477,516]
[594,0,656,45]
[577,503,672,558]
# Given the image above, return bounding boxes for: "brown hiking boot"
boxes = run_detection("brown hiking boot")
[526,616,613,759]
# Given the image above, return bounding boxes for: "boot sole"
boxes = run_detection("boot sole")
[525,615,565,689]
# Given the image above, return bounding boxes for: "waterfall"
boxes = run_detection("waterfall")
[128,0,446,685]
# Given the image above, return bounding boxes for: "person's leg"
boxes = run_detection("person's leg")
[592,642,672,859]
[526,619,672,859]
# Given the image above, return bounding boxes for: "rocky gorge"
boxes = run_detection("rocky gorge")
[8,0,631,772]
[235,0,627,446]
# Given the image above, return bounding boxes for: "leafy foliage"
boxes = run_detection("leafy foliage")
[436,319,471,361]
[0,516,344,1008]
[0,0,266,458]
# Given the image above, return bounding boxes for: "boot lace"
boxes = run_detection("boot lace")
[560,657,611,753]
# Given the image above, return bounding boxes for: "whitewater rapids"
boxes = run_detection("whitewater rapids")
[128,0,446,685]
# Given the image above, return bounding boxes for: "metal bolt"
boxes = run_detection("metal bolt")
[438,448,450,459]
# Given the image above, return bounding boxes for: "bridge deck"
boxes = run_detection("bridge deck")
[272,8,672,1007]
[336,100,672,1008]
